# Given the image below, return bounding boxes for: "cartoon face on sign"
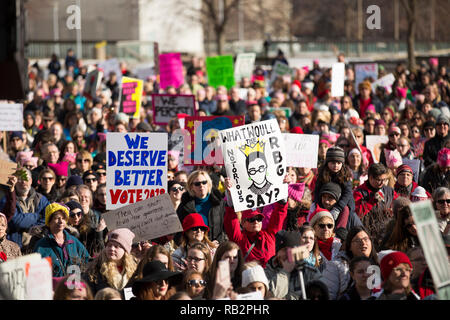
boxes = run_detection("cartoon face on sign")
[239,140,272,195]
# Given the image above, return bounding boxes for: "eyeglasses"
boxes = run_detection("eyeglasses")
[392,267,412,274]
[69,211,82,218]
[77,159,90,163]
[84,178,97,183]
[436,199,450,205]
[170,186,184,192]
[248,165,267,175]
[190,226,206,232]
[318,223,334,229]
[187,279,207,288]
[246,216,263,223]
[389,133,400,137]
[186,256,205,263]
[352,237,370,244]
[193,181,208,187]
[413,117,421,121]
[41,176,54,181]
[373,176,387,183]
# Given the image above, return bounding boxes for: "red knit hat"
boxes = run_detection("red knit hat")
[380,251,412,281]
[290,126,304,134]
[396,164,413,177]
[182,213,209,233]
[307,205,334,227]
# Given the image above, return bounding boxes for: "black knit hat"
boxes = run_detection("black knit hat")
[325,146,345,163]
[275,230,302,252]
[423,120,435,129]
[320,182,342,200]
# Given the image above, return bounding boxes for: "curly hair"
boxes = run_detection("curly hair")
[316,161,353,186]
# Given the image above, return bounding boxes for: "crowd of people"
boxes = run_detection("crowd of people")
[0,48,449,301]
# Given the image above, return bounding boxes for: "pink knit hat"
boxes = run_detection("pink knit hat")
[107,228,135,254]
[366,104,376,113]
[288,183,305,202]
[385,149,402,169]
[62,152,77,164]
[437,148,450,168]
[388,126,401,135]
[396,87,407,99]
[47,161,69,177]
[16,151,38,167]
[307,206,334,228]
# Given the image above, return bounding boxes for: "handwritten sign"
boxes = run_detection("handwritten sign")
[83,69,103,100]
[409,200,450,300]
[283,133,319,168]
[234,53,256,83]
[106,132,168,210]
[184,115,245,166]
[103,193,183,243]
[119,76,144,119]
[152,94,196,126]
[355,63,378,93]
[98,58,122,84]
[0,159,17,186]
[270,61,293,84]
[0,104,23,131]
[206,55,235,89]
[25,257,53,300]
[331,63,345,97]
[159,53,184,90]
[220,119,288,212]
[365,135,388,163]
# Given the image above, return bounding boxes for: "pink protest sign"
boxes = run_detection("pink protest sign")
[159,53,184,89]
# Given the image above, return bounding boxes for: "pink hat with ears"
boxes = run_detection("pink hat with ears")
[397,87,407,98]
[385,149,402,169]
[366,104,376,113]
[429,58,438,67]
[62,152,77,165]
[288,183,306,203]
[47,161,69,177]
[437,148,450,168]
[16,151,34,166]
[319,139,331,148]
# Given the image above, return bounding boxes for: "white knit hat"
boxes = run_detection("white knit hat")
[242,265,269,290]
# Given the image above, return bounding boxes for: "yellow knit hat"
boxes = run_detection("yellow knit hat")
[45,203,69,226]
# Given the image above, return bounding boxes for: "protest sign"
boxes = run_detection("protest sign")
[283,133,319,168]
[24,257,53,300]
[106,132,168,210]
[0,159,17,186]
[0,103,23,131]
[236,291,264,300]
[98,58,122,84]
[119,76,144,119]
[206,55,235,89]
[355,63,378,93]
[134,66,155,81]
[268,107,292,119]
[152,94,196,126]
[83,69,103,100]
[409,200,450,300]
[184,115,245,166]
[238,88,248,100]
[234,53,256,83]
[402,158,421,182]
[103,193,183,243]
[365,135,388,163]
[372,73,395,94]
[0,253,41,300]
[331,63,345,97]
[220,119,288,212]
[159,53,184,90]
[270,61,293,84]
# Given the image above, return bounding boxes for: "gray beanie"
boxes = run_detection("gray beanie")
[320,182,342,201]
[325,147,345,163]
[436,114,450,126]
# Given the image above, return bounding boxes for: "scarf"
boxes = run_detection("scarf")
[304,252,317,267]
[195,193,211,226]
[318,237,334,261]
[298,171,314,188]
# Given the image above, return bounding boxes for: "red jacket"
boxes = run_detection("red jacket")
[353,181,398,218]
[224,201,288,268]
[394,181,432,200]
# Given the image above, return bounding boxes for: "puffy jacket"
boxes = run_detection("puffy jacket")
[223,201,288,268]
[265,255,325,300]
[33,229,90,277]
[321,251,351,300]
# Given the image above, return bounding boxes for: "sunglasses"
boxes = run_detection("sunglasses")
[41,176,54,181]
[318,223,334,229]
[84,178,97,183]
[77,159,90,163]
[187,279,207,288]
[437,199,450,205]
[424,128,434,131]
[389,133,400,137]
[57,176,67,181]
[190,226,207,232]
[97,171,107,176]
[246,216,263,223]
[170,186,184,192]
[69,211,82,218]
[193,180,208,187]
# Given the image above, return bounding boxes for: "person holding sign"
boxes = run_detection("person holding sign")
[223,176,288,268]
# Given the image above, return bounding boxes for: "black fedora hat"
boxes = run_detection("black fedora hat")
[131,261,182,296]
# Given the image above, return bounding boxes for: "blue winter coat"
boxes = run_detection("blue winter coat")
[34,229,90,277]
[0,189,50,247]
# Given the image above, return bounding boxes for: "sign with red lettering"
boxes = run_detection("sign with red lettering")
[151,94,196,126]
[106,132,168,210]
[119,76,144,119]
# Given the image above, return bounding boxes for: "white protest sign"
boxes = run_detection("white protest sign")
[365,135,388,163]
[83,69,103,100]
[219,119,288,212]
[331,63,345,97]
[283,133,319,168]
[98,58,122,84]
[0,253,41,300]
[0,104,23,131]
[123,287,135,300]
[271,61,293,84]
[234,53,256,83]
[151,94,196,126]
[25,257,53,300]
[103,193,183,243]
[106,132,168,210]
[372,73,395,94]
[237,290,264,300]
[409,200,450,300]
[355,63,378,93]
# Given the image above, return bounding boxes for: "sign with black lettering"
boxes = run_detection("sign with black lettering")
[151,94,196,126]
[219,119,288,212]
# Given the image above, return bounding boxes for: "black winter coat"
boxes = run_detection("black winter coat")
[423,133,450,167]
